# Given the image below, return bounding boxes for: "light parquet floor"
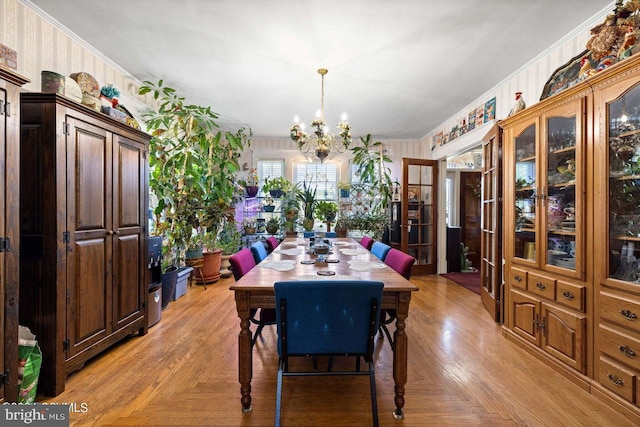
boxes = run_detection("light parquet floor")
[41,274,633,426]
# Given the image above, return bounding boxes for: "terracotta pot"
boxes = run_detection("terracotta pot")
[196,249,222,284]
[335,227,348,238]
[285,230,298,238]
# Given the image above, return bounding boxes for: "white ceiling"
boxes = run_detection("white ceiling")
[29,0,613,139]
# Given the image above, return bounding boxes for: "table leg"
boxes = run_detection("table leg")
[392,291,412,420]
[235,291,253,413]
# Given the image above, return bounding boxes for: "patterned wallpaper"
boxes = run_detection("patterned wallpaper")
[0,0,154,119]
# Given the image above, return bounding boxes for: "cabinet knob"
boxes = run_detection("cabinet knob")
[620,309,638,321]
[514,275,522,282]
[562,291,574,300]
[607,374,624,387]
[536,282,546,290]
[107,230,114,235]
[618,345,636,358]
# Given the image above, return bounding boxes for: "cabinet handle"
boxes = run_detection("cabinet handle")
[107,230,114,235]
[607,374,624,387]
[620,309,638,321]
[562,291,574,299]
[514,275,522,282]
[540,316,546,335]
[533,313,540,330]
[618,345,637,358]
[536,282,546,290]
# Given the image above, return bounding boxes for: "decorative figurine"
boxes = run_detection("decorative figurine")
[508,92,526,117]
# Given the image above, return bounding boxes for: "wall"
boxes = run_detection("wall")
[0,0,153,119]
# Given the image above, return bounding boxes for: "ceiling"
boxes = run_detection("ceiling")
[29,0,613,140]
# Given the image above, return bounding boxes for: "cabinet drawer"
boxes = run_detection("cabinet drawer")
[556,280,585,312]
[600,324,640,372]
[600,291,640,333]
[509,267,527,290]
[527,272,556,300]
[599,356,637,403]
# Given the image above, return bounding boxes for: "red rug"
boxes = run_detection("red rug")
[441,272,481,295]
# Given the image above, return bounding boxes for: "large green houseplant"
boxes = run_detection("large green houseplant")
[140,80,250,275]
[351,134,394,214]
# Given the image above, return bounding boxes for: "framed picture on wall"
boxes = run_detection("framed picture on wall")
[408,186,419,202]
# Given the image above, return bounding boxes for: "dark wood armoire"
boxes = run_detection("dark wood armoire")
[19,93,150,396]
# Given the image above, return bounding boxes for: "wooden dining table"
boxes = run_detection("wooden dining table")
[229,237,419,419]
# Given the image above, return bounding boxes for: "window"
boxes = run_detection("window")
[293,161,338,200]
[258,159,284,196]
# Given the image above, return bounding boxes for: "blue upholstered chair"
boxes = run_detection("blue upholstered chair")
[274,280,383,427]
[303,231,337,238]
[370,241,391,261]
[250,241,268,264]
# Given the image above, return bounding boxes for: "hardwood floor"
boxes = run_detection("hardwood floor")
[41,274,633,426]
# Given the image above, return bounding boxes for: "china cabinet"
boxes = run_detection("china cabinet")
[501,54,640,422]
[19,93,150,396]
[502,84,591,378]
[0,68,28,403]
[592,57,640,412]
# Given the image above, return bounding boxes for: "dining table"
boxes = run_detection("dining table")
[229,237,419,419]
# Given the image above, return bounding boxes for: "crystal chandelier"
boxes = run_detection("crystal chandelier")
[290,68,352,163]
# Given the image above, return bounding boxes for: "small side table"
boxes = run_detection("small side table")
[185,256,206,290]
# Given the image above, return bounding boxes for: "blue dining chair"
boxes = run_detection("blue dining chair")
[304,231,337,238]
[370,241,391,261]
[274,280,383,427]
[250,241,268,264]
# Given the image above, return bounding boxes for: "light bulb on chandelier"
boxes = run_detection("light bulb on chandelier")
[290,68,352,163]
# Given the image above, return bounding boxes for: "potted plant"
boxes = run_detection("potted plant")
[263,196,276,212]
[338,182,351,198]
[242,217,257,235]
[266,216,280,235]
[283,206,299,237]
[351,134,394,214]
[140,80,250,275]
[262,176,290,198]
[315,201,338,223]
[215,220,242,278]
[297,181,317,231]
[333,214,351,238]
[241,168,259,198]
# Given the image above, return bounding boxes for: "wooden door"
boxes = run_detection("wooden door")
[66,117,112,359]
[400,158,438,275]
[459,171,481,269]
[112,135,146,330]
[481,125,503,322]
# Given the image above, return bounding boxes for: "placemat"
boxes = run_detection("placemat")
[347,260,387,271]
[274,248,303,255]
[258,260,297,271]
[339,248,369,256]
[292,274,362,281]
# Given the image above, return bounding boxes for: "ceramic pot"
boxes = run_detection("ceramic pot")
[161,266,178,309]
[196,249,222,284]
[245,186,259,198]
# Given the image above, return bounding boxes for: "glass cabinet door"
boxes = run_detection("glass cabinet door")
[514,124,537,261]
[545,116,577,272]
[607,83,640,284]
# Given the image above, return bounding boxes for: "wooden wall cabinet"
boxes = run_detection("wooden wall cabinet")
[0,68,29,403]
[19,93,150,396]
[502,54,640,422]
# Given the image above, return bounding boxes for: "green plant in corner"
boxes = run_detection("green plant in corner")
[351,134,393,214]
[140,80,250,261]
[297,181,317,230]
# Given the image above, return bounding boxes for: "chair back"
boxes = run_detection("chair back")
[384,248,416,280]
[360,235,374,251]
[250,241,269,264]
[266,236,279,253]
[370,241,391,261]
[274,280,383,357]
[302,231,314,238]
[229,248,257,281]
[325,232,337,238]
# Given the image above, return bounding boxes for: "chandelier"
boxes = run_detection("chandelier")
[290,68,352,163]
